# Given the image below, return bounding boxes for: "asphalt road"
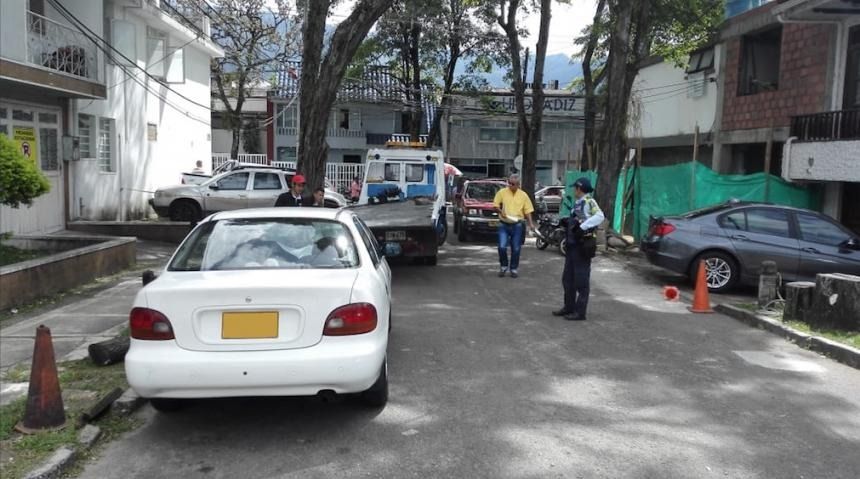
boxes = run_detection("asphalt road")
[80,233,860,479]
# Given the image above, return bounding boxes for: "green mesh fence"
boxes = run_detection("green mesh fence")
[560,163,821,240]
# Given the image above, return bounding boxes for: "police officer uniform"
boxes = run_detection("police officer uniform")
[553,177,604,321]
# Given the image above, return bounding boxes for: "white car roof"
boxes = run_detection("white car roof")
[208,207,351,222]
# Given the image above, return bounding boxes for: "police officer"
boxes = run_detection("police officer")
[553,177,604,321]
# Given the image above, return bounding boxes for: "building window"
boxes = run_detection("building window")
[146,27,168,80]
[39,128,58,171]
[147,123,158,141]
[739,27,781,96]
[333,109,361,131]
[277,146,297,163]
[686,47,715,74]
[165,46,185,83]
[98,118,115,172]
[78,114,94,158]
[343,154,361,164]
[110,20,137,65]
[479,120,518,142]
[277,104,298,132]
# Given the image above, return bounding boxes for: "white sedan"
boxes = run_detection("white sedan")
[125,207,393,411]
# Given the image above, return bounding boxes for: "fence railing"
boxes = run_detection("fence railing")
[271,161,365,195]
[26,10,101,83]
[211,153,269,170]
[790,109,860,142]
[274,127,365,138]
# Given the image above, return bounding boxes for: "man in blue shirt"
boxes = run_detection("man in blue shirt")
[553,177,604,321]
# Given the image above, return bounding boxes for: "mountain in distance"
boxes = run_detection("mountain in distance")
[453,53,582,90]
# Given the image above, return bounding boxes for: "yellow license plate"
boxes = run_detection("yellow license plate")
[222,312,279,339]
[489,221,499,227]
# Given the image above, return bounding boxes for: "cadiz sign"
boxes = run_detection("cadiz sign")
[451,93,584,117]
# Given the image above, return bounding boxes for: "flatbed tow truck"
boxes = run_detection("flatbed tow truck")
[351,142,447,265]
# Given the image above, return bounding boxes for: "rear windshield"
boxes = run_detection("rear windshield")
[466,183,503,201]
[169,218,359,271]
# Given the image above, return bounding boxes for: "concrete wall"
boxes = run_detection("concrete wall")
[67,220,192,244]
[0,236,135,310]
[721,23,834,131]
[629,48,721,140]
[70,2,220,221]
[212,128,266,156]
[447,119,583,164]
[785,140,860,182]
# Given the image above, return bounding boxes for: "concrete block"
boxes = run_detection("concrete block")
[77,424,101,449]
[811,273,860,331]
[114,388,146,416]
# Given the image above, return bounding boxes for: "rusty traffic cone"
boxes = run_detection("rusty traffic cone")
[689,260,714,314]
[15,325,66,433]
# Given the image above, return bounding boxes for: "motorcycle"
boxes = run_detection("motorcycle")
[534,201,567,256]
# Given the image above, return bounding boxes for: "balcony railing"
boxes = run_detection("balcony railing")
[275,126,365,138]
[790,109,860,142]
[27,11,100,83]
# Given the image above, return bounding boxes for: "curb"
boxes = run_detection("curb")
[24,447,76,479]
[715,304,860,370]
[22,388,146,479]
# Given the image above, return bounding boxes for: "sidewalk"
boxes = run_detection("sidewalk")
[0,239,174,405]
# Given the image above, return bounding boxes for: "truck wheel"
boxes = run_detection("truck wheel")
[437,221,448,246]
[169,200,201,222]
[424,256,438,266]
[453,214,460,234]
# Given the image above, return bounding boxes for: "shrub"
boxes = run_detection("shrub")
[0,134,50,208]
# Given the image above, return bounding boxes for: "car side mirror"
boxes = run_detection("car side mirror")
[142,270,157,286]
[842,238,860,251]
[209,184,219,190]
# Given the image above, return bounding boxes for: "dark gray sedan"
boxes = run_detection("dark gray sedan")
[641,201,860,293]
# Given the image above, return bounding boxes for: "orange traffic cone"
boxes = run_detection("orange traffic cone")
[15,325,66,433]
[689,260,714,314]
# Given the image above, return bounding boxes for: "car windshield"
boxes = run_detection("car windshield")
[466,183,503,201]
[169,218,359,271]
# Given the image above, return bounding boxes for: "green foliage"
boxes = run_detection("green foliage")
[0,134,50,208]
[650,0,725,67]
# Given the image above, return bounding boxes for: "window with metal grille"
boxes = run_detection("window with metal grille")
[78,114,93,158]
[98,118,114,172]
[39,128,58,171]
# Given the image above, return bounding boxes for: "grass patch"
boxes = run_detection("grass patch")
[783,320,860,350]
[0,359,137,479]
[0,244,50,267]
[735,302,758,312]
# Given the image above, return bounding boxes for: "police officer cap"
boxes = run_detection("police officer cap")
[574,177,593,193]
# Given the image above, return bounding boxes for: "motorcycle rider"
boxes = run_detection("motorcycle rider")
[553,177,604,321]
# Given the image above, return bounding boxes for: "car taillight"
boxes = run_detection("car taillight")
[130,307,175,340]
[651,223,676,237]
[323,303,377,336]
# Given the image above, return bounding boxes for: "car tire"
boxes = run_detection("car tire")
[424,255,438,266]
[437,220,448,246]
[168,200,201,222]
[453,214,460,234]
[360,359,388,408]
[150,398,184,413]
[536,236,548,250]
[691,251,739,294]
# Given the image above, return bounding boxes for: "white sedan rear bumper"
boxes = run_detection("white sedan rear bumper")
[125,335,387,399]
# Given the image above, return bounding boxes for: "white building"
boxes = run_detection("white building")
[0,0,222,234]
[627,45,721,167]
[211,84,268,160]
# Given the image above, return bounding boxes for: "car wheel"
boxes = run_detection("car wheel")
[536,236,548,250]
[692,251,739,294]
[360,359,388,408]
[150,398,184,413]
[169,200,201,222]
[453,214,460,234]
[424,255,438,266]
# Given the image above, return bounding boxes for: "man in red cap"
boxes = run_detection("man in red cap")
[275,174,307,207]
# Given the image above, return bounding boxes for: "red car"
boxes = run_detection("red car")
[453,179,507,242]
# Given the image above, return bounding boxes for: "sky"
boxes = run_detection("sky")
[329,0,598,58]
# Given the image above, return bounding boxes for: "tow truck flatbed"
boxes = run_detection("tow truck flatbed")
[350,200,439,264]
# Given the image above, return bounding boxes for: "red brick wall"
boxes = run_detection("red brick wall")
[722,23,834,131]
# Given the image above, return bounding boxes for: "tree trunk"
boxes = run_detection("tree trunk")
[297,0,393,189]
[230,120,241,159]
[523,0,552,199]
[595,0,648,227]
[580,0,607,169]
[408,21,423,142]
